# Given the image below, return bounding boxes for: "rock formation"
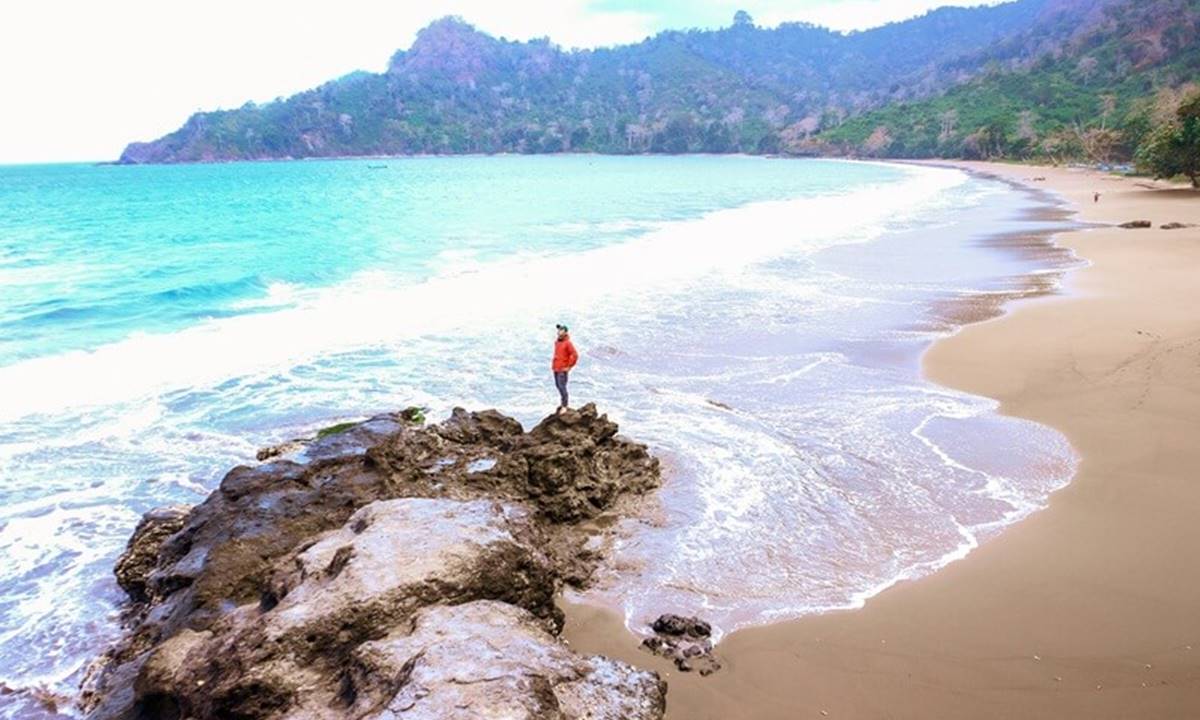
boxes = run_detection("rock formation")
[641,614,722,676]
[82,404,665,720]
[112,506,190,605]
[344,601,665,719]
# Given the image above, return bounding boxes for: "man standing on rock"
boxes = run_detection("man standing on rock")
[552,323,578,412]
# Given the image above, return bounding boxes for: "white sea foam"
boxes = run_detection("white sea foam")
[229,280,303,310]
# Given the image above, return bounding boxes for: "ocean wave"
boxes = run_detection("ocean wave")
[0,159,1080,698]
[0,164,967,424]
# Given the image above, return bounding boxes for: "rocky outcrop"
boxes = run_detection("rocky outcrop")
[1118,220,1153,228]
[82,404,664,720]
[346,601,666,719]
[641,614,722,676]
[132,499,563,719]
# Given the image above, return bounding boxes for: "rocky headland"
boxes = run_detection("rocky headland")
[81,404,667,720]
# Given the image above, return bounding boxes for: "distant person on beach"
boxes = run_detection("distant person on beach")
[1094,191,1101,203]
[552,323,578,411]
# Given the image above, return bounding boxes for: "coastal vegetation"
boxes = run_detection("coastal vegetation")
[119,0,1200,180]
[1135,88,1200,186]
[314,421,358,439]
[817,0,1200,177]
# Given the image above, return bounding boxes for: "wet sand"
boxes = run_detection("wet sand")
[562,162,1200,718]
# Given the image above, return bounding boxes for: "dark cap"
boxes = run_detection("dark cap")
[555,323,569,332]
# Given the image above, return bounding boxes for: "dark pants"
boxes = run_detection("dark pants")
[554,371,569,408]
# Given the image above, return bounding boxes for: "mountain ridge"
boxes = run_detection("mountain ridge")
[118,0,1193,164]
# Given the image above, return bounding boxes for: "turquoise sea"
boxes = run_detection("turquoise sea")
[0,156,1078,714]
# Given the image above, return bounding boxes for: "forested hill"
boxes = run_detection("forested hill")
[816,0,1200,162]
[119,0,1197,164]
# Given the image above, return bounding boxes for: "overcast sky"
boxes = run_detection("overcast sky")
[0,0,1007,164]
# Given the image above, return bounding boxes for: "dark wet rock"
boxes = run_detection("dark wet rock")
[254,408,427,463]
[218,459,308,500]
[83,404,663,719]
[1161,222,1195,230]
[1118,220,1152,228]
[651,613,712,638]
[304,413,406,462]
[642,614,722,676]
[113,506,190,605]
[434,406,524,447]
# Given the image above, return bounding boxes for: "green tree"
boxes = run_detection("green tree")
[569,126,591,150]
[1136,91,1200,188]
[701,122,734,153]
[651,117,696,153]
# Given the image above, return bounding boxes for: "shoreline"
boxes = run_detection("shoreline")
[0,158,1003,715]
[563,162,1200,718]
[562,162,1080,632]
[562,164,1080,638]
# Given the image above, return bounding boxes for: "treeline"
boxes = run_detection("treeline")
[117,2,1079,163]
[1136,90,1200,186]
[816,80,1200,186]
[119,0,1200,180]
[813,0,1200,184]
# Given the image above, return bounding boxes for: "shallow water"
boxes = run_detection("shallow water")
[567,175,1081,634]
[0,156,1078,712]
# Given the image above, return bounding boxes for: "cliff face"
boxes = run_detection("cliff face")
[118,0,1139,163]
[82,404,666,720]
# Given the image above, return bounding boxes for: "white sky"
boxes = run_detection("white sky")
[0,0,1007,163]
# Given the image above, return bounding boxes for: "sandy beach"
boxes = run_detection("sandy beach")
[564,161,1200,718]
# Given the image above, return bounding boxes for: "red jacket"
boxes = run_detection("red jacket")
[552,336,578,372]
